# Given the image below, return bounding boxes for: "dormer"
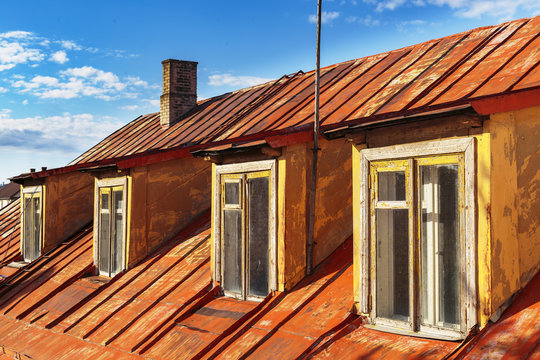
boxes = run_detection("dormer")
[200,136,353,297]
[12,169,95,263]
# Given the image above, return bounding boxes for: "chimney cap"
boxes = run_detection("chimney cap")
[30,168,35,173]
[161,59,198,65]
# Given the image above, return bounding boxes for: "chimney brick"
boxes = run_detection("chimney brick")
[160,59,198,128]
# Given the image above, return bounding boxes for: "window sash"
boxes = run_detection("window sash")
[22,190,42,262]
[220,170,271,301]
[368,153,467,338]
[357,138,476,338]
[96,182,126,277]
[370,160,414,330]
[416,155,464,333]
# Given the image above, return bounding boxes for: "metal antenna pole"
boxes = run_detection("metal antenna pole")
[306,0,322,276]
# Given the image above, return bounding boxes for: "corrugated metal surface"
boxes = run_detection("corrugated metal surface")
[65,16,540,167]
[0,213,460,359]
[0,209,537,358]
[0,199,21,273]
[451,271,540,360]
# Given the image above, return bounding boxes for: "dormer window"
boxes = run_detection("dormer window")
[94,178,128,277]
[354,138,477,340]
[22,186,43,262]
[213,160,277,301]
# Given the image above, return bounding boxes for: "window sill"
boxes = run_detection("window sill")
[7,261,29,269]
[365,323,465,342]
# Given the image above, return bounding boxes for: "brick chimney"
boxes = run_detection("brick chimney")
[160,59,198,128]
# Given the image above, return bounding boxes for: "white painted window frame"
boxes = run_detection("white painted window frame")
[357,137,477,338]
[213,160,278,298]
[21,185,44,262]
[94,177,128,277]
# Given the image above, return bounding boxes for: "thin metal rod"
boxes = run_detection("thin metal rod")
[306,0,322,276]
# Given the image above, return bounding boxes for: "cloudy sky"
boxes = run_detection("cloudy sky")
[1,0,539,183]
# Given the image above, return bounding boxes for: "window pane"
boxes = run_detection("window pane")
[32,197,41,260]
[111,190,123,275]
[23,197,33,261]
[247,176,269,297]
[225,182,240,205]
[378,172,406,201]
[101,192,109,211]
[376,208,409,321]
[99,193,110,275]
[420,165,460,328]
[223,209,242,294]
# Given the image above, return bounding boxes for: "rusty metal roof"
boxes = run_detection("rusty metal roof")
[0,208,537,358]
[449,271,540,360]
[0,199,21,276]
[62,16,540,169]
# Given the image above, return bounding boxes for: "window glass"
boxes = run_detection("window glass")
[99,191,111,275]
[420,164,460,328]
[248,176,269,297]
[32,197,41,260]
[378,171,406,201]
[376,208,409,321]
[225,182,240,205]
[23,197,33,261]
[112,189,124,275]
[23,193,41,262]
[223,209,243,294]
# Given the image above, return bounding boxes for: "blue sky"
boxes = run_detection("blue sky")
[1,0,539,183]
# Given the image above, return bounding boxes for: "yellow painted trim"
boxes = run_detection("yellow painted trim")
[475,133,491,326]
[370,160,409,173]
[19,185,23,255]
[415,154,461,166]
[221,173,243,209]
[352,144,362,305]
[245,170,271,179]
[40,185,45,251]
[277,157,287,292]
[125,175,132,269]
[211,164,216,277]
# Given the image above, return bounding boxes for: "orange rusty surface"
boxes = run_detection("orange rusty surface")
[0,199,21,272]
[11,15,530,179]
[0,208,538,358]
[451,271,540,360]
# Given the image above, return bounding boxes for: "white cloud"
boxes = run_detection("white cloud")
[0,39,44,70]
[50,50,69,64]
[0,64,15,71]
[59,40,82,51]
[364,0,540,18]
[126,76,149,87]
[22,99,28,105]
[0,109,125,153]
[0,31,33,39]
[309,11,340,24]
[346,15,381,26]
[400,19,427,25]
[144,99,160,107]
[11,66,149,100]
[0,87,7,93]
[208,73,273,88]
[0,30,136,72]
[120,105,140,111]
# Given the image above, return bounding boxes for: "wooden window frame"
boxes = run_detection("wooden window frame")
[94,177,128,277]
[21,185,44,262]
[213,160,277,300]
[357,138,476,340]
